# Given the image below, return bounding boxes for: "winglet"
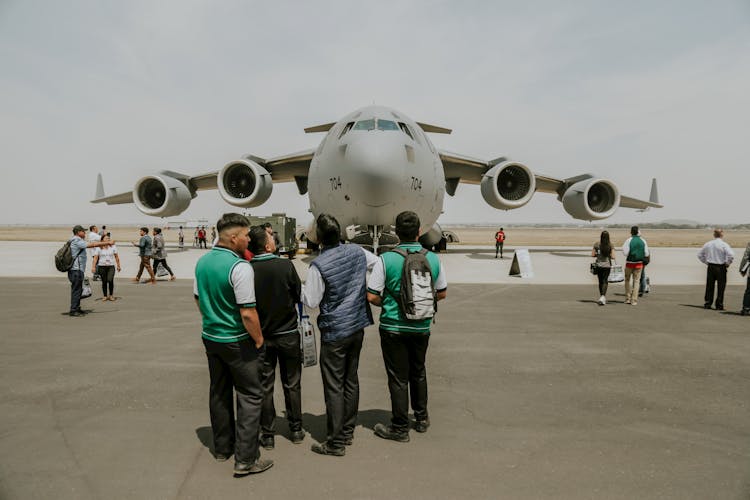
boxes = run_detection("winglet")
[95,173,105,199]
[649,178,659,205]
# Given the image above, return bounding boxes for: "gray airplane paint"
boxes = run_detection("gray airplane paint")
[92,104,661,249]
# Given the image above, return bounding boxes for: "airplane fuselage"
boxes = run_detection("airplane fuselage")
[307,106,445,236]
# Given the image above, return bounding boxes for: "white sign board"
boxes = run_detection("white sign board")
[508,249,534,278]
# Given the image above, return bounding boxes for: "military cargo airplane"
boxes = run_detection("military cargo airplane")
[92,105,662,251]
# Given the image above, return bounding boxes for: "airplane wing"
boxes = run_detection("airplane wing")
[91,149,316,204]
[185,148,316,191]
[439,150,561,194]
[438,149,662,209]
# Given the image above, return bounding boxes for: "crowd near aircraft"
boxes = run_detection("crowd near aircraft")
[92,105,662,251]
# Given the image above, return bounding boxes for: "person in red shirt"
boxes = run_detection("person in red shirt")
[494,227,505,259]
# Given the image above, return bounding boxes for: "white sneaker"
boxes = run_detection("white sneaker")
[601,296,606,305]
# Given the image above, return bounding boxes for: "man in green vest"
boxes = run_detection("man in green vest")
[367,211,447,442]
[194,213,272,476]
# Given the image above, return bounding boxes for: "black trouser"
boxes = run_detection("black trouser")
[379,330,430,433]
[68,269,84,313]
[495,242,503,258]
[595,266,611,296]
[152,258,174,277]
[319,330,364,449]
[203,338,264,464]
[99,265,115,296]
[743,275,750,311]
[259,332,303,436]
[704,263,728,308]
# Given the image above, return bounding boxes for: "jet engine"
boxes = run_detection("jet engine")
[133,174,192,217]
[418,222,443,248]
[480,161,536,210]
[217,159,273,208]
[561,178,620,220]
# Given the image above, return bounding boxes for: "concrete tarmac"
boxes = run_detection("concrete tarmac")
[1,277,749,500]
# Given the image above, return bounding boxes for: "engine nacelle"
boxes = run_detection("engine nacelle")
[480,161,536,210]
[418,222,443,248]
[133,174,192,217]
[561,178,620,220]
[217,159,273,208]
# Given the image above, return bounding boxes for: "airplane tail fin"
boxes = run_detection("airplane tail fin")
[95,173,105,199]
[649,178,659,205]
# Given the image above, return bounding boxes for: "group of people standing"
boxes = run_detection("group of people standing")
[592,226,750,314]
[193,211,447,476]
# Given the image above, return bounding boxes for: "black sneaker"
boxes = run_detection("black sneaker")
[741,309,749,316]
[374,423,409,442]
[311,441,345,456]
[234,458,273,476]
[704,304,712,309]
[414,419,430,433]
[259,435,275,450]
[69,311,85,317]
[214,452,232,462]
[716,306,725,311]
[290,430,305,444]
[342,435,353,446]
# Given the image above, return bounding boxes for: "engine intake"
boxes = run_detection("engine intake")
[133,174,192,217]
[218,159,273,208]
[480,161,535,210]
[561,178,620,220]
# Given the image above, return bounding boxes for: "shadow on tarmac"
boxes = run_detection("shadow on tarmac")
[194,408,392,451]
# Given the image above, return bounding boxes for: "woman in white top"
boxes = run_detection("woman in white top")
[591,230,616,305]
[92,235,121,301]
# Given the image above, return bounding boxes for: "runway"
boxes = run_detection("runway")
[2,241,749,285]
[1,277,748,500]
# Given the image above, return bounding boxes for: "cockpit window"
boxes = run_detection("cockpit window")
[377,119,398,131]
[353,119,376,131]
[339,122,354,139]
[398,122,413,140]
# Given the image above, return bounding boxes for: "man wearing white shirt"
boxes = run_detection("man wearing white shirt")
[87,225,102,280]
[697,228,734,310]
[301,214,377,457]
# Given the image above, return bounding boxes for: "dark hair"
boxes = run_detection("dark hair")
[154,227,162,234]
[262,222,272,229]
[630,226,639,236]
[216,213,249,233]
[599,230,612,257]
[395,211,420,242]
[248,225,270,254]
[140,227,149,233]
[102,225,106,230]
[89,225,96,231]
[316,213,341,246]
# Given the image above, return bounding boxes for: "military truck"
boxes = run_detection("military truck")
[244,213,298,257]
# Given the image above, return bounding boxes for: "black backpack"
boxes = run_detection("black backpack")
[392,248,437,321]
[55,240,83,272]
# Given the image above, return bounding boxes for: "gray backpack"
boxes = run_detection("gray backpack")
[392,248,437,321]
[55,240,83,272]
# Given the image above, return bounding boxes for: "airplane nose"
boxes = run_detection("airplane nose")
[344,135,406,207]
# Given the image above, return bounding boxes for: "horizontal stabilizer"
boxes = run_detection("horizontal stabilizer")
[304,122,336,133]
[416,122,452,134]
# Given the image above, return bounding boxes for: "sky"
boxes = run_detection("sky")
[1,0,749,227]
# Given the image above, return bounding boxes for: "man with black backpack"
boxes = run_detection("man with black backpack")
[367,211,447,443]
[62,225,115,316]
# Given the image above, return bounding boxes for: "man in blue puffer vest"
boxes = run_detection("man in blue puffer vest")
[302,213,378,456]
